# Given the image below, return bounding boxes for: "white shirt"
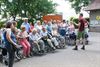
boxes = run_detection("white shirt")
[35,25,42,30]
[40,31,48,37]
[35,25,43,33]
[52,24,58,30]
[29,33,41,41]
[6,28,12,36]
[68,24,75,34]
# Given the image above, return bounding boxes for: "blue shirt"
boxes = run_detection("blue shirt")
[47,25,52,34]
[22,22,30,33]
[3,31,17,47]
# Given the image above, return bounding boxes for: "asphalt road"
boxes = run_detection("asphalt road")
[1,32,100,67]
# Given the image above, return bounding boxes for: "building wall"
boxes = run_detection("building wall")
[42,15,62,22]
[90,10,100,32]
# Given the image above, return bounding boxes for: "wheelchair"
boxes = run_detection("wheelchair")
[56,35,66,49]
[29,40,46,56]
[0,42,23,66]
[65,31,76,46]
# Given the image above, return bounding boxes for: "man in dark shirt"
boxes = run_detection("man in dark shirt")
[73,13,85,50]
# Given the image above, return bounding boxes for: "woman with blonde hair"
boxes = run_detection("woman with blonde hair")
[17,25,31,58]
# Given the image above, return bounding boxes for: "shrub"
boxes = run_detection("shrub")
[0,22,5,29]
[17,19,23,29]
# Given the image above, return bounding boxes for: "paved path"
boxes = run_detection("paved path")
[1,32,100,67]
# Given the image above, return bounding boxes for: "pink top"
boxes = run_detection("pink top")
[30,25,34,30]
[18,31,28,39]
[30,25,34,32]
[69,24,75,33]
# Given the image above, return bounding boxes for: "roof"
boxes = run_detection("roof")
[85,0,100,11]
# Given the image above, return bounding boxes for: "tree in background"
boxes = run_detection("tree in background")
[68,0,92,13]
[0,0,57,20]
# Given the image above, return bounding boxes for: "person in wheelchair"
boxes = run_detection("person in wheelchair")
[58,20,68,36]
[68,21,76,41]
[17,25,31,58]
[46,23,60,49]
[29,28,45,54]
[40,28,56,51]
[49,35,59,49]
[51,24,66,49]
[84,20,89,45]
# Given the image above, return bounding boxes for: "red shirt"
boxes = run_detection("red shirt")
[30,25,34,30]
[79,17,85,32]
[30,25,34,32]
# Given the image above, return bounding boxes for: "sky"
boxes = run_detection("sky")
[53,0,89,20]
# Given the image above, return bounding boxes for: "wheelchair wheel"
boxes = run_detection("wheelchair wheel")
[15,49,23,61]
[0,54,3,63]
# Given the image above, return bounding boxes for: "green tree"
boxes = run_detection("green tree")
[0,0,56,20]
[68,0,92,13]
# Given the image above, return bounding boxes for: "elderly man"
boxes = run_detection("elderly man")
[40,28,56,51]
[29,28,45,53]
[22,18,30,33]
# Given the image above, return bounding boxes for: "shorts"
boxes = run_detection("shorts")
[77,31,85,39]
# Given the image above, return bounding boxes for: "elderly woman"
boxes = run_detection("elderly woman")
[52,20,58,36]
[34,20,43,34]
[29,28,45,53]
[17,25,31,58]
[58,20,68,36]
[52,20,66,48]
[68,21,75,34]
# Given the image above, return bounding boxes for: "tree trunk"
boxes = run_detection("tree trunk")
[13,16,16,21]
[24,11,27,17]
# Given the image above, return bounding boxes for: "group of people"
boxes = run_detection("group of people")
[0,13,89,67]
